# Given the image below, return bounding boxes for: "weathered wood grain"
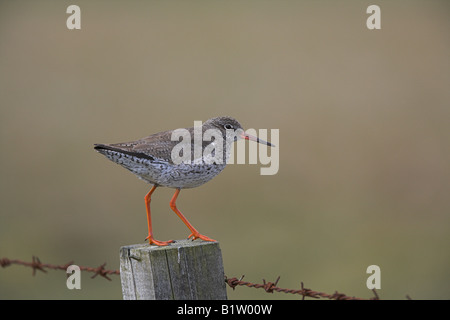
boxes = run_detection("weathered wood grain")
[120,240,227,300]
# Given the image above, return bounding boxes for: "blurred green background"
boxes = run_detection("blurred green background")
[1,0,449,300]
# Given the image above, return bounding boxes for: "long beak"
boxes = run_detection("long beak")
[241,132,275,147]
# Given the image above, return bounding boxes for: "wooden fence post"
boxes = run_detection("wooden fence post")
[119,239,227,300]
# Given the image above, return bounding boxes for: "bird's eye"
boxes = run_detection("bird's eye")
[224,124,234,130]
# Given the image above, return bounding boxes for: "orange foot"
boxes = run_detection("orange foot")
[187,232,216,242]
[145,235,174,246]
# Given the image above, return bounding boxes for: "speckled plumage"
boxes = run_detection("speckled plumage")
[94,116,244,188]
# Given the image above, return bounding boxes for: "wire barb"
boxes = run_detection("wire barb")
[31,256,47,276]
[89,263,112,281]
[0,258,12,268]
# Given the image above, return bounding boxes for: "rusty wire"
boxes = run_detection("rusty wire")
[224,275,379,300]
[1,256,383,299]
[0,256,119,281]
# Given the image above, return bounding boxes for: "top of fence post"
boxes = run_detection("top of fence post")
[119,239,227,300]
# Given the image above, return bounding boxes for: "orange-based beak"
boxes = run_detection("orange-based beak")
[241,132,275,147]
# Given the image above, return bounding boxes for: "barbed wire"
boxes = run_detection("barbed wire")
[0,256,119,281]
[1,256,384,299]
[224,275,379,300]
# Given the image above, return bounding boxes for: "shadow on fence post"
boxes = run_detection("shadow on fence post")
[119,239,227,300]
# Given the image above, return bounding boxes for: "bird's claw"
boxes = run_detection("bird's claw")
[187,233,216,242]
[145,235,174,246]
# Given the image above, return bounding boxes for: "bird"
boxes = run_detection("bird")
[94,116,273,246]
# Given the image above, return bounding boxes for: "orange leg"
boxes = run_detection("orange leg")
[144,185,174,246]
[169,188,216,242]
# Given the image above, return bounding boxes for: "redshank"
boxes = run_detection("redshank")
[94,116,273,246]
